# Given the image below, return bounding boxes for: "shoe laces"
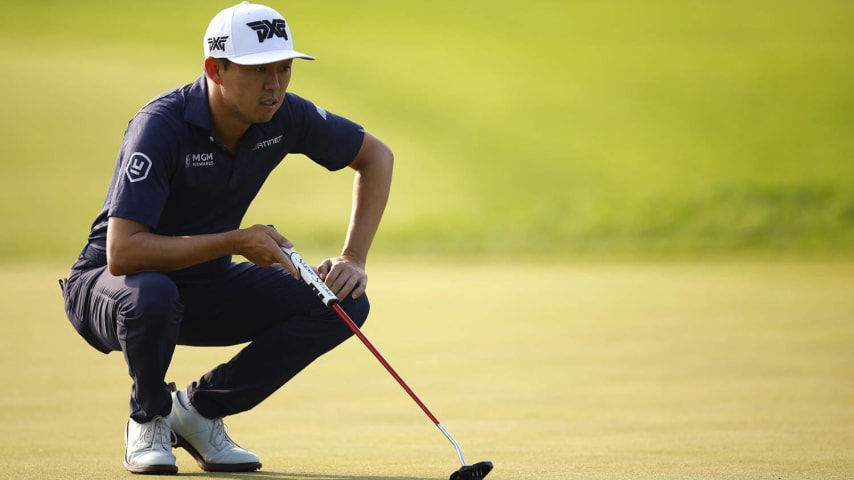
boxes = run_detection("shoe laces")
[137,416,176,452]
[208,417,237,451]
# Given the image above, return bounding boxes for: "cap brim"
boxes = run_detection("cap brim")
[228,50,315,65]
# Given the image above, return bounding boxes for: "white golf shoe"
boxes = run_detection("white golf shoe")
[124,416,178,475]
[169,389,262,472]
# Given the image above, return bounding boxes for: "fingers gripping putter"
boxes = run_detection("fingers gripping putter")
[282,247,493,480]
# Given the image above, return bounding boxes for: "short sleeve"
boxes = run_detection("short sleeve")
[288,94,365,171]
[108,112,178,228]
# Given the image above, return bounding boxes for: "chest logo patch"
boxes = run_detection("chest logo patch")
[126,152,152,183]
[252,135,283,151]
[185,153,215,167]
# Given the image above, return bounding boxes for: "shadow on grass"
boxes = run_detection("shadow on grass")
[175,471,437,480]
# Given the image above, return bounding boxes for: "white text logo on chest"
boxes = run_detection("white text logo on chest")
[186,153,215,168]
[253,135,283,151]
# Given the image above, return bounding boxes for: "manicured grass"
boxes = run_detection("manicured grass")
[2,260,852,479]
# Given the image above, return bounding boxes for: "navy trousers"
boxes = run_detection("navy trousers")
[60,247,369,423]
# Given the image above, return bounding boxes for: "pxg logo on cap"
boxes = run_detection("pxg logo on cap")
[204,1,314,65]
[247,19,288,42]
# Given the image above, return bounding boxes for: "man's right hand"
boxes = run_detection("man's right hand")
[236,224,298,278]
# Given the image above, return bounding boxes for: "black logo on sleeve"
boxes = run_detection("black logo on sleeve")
[246,19,288,42]
[207,36,229,52]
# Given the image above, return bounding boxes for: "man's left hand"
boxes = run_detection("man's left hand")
[317,256,367,299]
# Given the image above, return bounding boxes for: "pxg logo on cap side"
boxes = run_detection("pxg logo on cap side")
[126,152,152,183]
[208,36,229,52]
[246,19,289,42]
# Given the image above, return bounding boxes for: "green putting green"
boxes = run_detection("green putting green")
[1,260,852,479]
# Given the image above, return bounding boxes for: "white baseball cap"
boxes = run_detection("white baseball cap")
[204,1,315,65]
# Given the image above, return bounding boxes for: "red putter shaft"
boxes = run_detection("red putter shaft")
[331,303,440,426]
[330,302,471,467]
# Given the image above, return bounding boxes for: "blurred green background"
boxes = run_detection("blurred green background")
[1,0,852,261]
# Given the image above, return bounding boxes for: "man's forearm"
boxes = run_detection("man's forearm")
[341,149,393,264]
[107,226,239,276]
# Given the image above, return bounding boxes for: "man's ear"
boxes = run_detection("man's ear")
[204,57,223,84]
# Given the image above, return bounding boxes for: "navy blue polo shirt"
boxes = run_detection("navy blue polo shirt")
[87,74,365,284]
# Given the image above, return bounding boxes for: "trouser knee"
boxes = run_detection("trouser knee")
[338,293,370,329]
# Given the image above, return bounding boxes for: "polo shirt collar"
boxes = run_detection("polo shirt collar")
[184,74,212,131]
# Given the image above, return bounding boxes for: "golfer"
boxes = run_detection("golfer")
[59,1,393,474]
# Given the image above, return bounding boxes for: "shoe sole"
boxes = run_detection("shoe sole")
[173,434,262,472]
[123,460,178,475]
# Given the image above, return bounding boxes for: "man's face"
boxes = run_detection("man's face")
[217,59,293,125]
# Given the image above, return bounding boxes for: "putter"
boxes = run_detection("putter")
[282,246,493,480]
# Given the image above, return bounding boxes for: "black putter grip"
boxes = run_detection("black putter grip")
[281,247,339,307]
